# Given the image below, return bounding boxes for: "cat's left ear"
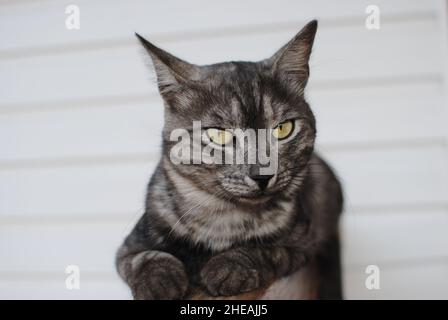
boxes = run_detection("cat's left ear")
[268,20,318,93]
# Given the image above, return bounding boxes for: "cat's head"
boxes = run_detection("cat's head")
[137,21,317,204]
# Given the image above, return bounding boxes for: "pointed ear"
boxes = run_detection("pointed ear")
[135,33,200,98]
[269,20,318,93]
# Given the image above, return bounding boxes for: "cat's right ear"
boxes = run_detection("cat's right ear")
[135,33,200,100]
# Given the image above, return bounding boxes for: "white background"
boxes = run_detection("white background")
[0,0,447,299]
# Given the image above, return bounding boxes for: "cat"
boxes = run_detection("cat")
[116,20,343,300]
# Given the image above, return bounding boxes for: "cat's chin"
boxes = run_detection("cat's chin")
[235,193,272,204]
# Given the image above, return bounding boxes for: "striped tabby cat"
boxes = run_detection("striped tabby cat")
[116,20,343,300]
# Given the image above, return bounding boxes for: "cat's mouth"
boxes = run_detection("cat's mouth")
[220,179,279,203]
[238,194,271,204]
[232,190,273,204]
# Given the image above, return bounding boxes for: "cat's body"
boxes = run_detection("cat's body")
[116,20,344,299]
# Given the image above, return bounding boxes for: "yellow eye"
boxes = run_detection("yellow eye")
[206,128,233,145]
[273,120,294,140]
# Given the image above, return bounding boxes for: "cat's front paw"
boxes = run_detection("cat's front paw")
[129,252,188,300]
[200,250,262,296]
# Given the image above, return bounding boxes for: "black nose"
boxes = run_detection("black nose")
[250,174,274,190]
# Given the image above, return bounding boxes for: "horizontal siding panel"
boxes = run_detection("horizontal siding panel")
[0,146,445,217]
[0,19,441,109]
[0,162,156,217]
[341,211,448,266]
[0,222,129,274]
[324,145,448,207]
[0,0,436,52]
[1,212,447,277]
[0,82,443,163]
[345,263,448,299]
[0,277,130,299]
[313,82,445,146]
[0,100,165,163]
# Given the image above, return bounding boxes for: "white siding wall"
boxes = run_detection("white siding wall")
[1,0,447,299]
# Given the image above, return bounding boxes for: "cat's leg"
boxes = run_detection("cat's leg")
[116,244,188,300]
[199,246,306,297]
